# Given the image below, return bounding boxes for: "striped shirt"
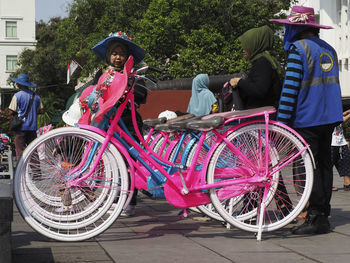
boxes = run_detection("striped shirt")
[277,45,303,124]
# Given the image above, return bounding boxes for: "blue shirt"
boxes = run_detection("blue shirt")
[14,90,41,131]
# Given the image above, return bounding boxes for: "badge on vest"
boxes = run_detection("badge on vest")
[319,52,334,72]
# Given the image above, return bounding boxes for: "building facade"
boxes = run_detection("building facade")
[0,0,36,108]
[296,0,350,101]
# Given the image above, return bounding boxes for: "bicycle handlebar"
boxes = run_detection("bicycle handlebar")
[133,65,163,91]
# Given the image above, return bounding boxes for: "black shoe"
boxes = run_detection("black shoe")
[292,213,330,235]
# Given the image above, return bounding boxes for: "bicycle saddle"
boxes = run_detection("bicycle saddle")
[186,116,224,131]
[201,106,276,120]
[143,113,196,128]
[154,116,200,132]
[143,117,167,127]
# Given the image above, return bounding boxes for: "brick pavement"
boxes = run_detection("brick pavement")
[11,173,350,263]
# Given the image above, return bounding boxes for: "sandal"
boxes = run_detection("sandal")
[332,187,338,191]
[296,210,308,221]
[296,201,309,221]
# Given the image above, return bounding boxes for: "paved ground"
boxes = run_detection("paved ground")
[11,173,350,263]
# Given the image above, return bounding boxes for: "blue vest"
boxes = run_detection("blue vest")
[15,90,41,131]
[291,36,343,128]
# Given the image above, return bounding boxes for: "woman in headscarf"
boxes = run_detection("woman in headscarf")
[187,73,218,116]
[229,25,282,110]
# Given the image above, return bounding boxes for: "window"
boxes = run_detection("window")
[6,21,17,38]
[6,55,17,71]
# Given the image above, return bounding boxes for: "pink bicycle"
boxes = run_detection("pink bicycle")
[14,57,314,241]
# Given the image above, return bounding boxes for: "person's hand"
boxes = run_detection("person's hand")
[229,78,241,88]
[343,109,350,122]
[343,109,350,117]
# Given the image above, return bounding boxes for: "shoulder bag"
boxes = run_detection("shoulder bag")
[10,94,35,131]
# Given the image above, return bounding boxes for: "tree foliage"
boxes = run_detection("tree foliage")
[137,0,291,77]
[9,18,75,123]
[56,0,291,79]
[8,0,293,122]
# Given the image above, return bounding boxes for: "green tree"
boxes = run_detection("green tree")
[56,0,292,80]
[9,18,75,125]
[9,0,293,123]
[137,0,291,78]
[57,0,151,78]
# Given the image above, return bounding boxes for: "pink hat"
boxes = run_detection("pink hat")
[269,6,333,29]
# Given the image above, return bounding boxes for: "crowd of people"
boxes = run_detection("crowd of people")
[7,5,350,236]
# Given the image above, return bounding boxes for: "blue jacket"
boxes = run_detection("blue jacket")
[15,90,41,131]
[291,36,343,128]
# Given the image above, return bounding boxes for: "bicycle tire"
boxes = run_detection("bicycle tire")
[14,127,129,241]
[185,129,271,222]
[207,121,313,233]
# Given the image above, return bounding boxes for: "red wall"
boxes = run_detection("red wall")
[138,90,191,119]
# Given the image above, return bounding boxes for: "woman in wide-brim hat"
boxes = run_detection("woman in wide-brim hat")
[77,31,147,217]
[269,6,343,235]
[78,31,147,126]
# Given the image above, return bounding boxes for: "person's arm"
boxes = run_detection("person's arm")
[277,45,303,125]
[36,94,44,114]
[233,57,275,99]
[39,101,44,114]
[8,95,17,115]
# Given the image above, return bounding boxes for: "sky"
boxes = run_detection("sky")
[35,0,73,22]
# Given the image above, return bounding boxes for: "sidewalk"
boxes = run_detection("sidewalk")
[11,174,350,263]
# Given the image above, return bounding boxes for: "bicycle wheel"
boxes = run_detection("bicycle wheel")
[185,127,262,222]
[14,127,129,241]
[207,121,313,233]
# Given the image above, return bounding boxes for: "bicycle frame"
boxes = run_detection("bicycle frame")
[65,60,311,212]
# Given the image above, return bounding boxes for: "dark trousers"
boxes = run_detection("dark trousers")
[295,124,336,216]
[14,130,37,161]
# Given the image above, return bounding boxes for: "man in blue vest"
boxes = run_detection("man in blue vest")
[8,73,44,160]
[270,6,343,235]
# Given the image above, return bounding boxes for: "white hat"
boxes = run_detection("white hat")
[158,110,177,120]
[62,98,82,126]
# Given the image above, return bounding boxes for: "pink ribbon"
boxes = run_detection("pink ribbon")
[288,12,312,24]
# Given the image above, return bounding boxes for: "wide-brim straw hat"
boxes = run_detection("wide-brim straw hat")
[269,5,333,29]
[11,73,36,88]
[92,31,146,65]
